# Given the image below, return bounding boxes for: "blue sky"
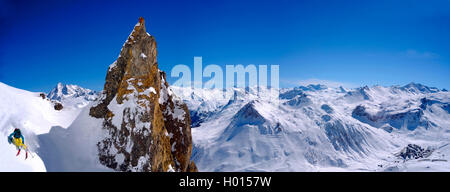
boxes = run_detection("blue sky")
[1,0,449,92]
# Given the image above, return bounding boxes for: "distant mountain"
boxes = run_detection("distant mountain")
[39,17,196,172]
[47,83,98,108]
[399,82,441,94]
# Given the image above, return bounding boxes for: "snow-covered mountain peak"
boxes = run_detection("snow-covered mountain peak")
[48,83,96,100]
[47,83,98,108]
[401,82,440,94]
[343,86,372,101]
[232,101,265,123]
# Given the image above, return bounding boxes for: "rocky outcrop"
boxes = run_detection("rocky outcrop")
[54,102,63,110]
[396,144,433,160]
[221,101,282,141]
[39,93,46,99]
[89,17,196,172]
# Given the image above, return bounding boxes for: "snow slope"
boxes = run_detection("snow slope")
[173,83,450,172]
[0,82,92,172]
[37,102,111,172]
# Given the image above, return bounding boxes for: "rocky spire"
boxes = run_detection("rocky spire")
[89,17,196,172]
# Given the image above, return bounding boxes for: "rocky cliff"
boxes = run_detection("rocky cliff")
[89,17,196,172]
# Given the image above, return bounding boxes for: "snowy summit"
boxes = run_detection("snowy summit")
[47,82,98,108]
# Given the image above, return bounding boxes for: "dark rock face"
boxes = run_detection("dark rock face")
[39,93,46,99]
[321,104,334,114]
[89,17,196,172]
[159,71,194,172]
[396,144,433,160]
[187,161,198,172]
[190,110,213,128]
[54,103,63,110]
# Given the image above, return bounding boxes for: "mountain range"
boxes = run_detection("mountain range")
[1,79,449,171]
[172,83,450,171]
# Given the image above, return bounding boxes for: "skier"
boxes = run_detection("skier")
[8,128,28,159]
